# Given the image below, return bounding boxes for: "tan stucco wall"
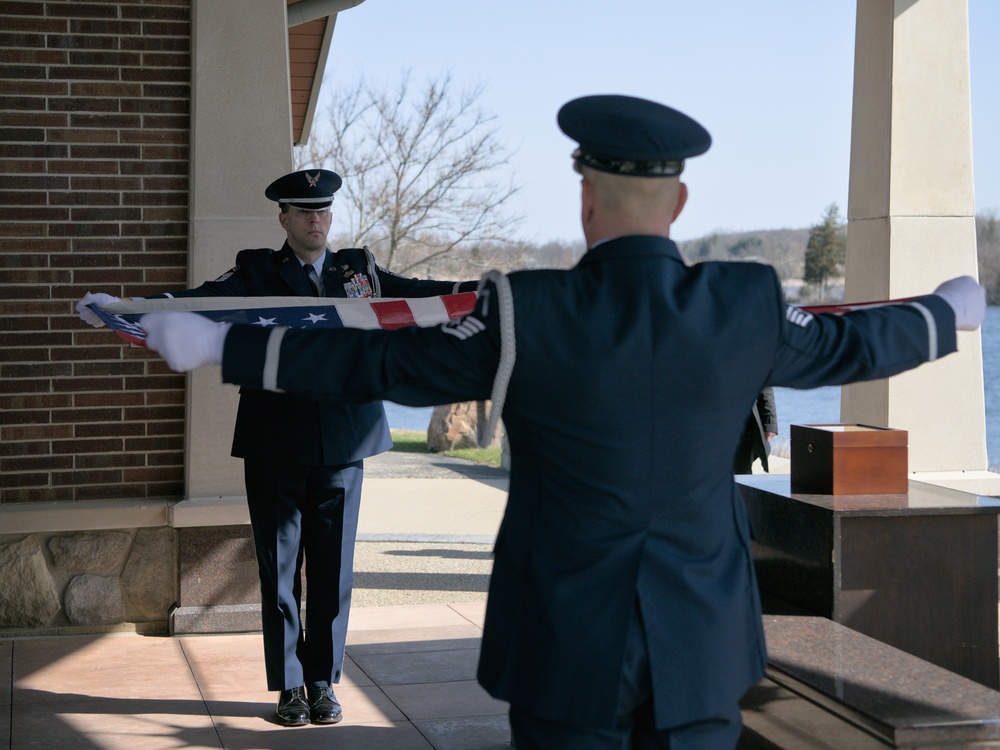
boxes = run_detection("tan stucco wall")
[186,0,295,497]
[843,0,989,475]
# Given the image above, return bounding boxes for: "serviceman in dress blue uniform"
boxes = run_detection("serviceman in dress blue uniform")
[77,169,477,728]
[140,96,986,748]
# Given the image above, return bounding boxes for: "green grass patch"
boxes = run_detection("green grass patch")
[388,429,431,453]
[390,429,503,469]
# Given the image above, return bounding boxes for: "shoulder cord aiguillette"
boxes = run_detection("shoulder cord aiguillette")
[363,245,382,298]
[476,269,515,448]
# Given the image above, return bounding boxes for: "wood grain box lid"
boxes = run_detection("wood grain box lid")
[790,424,908,448]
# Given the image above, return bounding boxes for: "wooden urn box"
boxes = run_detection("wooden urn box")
[790,424,908,495]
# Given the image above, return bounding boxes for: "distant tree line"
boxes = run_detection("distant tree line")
[673,205,1000,305]
[369,210,1000,307]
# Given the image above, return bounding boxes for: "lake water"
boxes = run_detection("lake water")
[384,306,1000,466]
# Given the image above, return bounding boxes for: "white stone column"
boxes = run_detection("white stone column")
[842,0,990,480]
[185,0,294,497]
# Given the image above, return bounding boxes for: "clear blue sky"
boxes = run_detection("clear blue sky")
[322,1,999,244]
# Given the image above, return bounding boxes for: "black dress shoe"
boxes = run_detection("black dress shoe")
[275,686,310,727]
[309,685,343,724]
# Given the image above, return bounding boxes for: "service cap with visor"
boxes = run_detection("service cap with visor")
[265,169,343,209]
[557,94,711,177]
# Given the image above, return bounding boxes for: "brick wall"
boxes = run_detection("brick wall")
[0,0,192,503]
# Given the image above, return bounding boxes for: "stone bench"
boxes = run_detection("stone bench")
[739,615,1000,748]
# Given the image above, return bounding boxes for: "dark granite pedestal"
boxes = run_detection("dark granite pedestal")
[737,474,1000,689]
[171,525,263,634]
[740,616,1000,748]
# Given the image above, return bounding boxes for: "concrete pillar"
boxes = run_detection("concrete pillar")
[186,0,294,497]
[842,0,989,478]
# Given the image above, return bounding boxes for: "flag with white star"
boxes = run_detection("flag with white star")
[87,294,478,346]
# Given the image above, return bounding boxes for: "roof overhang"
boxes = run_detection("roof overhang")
[286,0,367,145]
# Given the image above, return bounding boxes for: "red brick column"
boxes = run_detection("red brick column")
[0,0,192,503]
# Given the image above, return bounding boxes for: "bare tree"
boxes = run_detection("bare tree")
[296,72,522,274]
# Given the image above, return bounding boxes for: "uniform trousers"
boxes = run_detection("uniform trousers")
[507,600,744,749]
[244,460,364,691]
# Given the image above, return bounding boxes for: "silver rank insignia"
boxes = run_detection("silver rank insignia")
[343,273,373,298]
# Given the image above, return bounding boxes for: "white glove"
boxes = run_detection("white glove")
[933,275,987,331]
[76,292,121,327]
[141,312,231,372]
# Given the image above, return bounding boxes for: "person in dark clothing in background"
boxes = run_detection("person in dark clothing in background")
[734,388,777,474]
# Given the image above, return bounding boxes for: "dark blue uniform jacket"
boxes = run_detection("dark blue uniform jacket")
[219,236,957,728]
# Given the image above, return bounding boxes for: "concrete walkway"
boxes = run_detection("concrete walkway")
[1,601,508,750]
[1,449,513,750]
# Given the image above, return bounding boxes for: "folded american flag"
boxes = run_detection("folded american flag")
[88,292,915,347]
[794,297,917,315]
[89,293,479,346]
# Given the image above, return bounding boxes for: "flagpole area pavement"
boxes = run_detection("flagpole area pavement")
[1,449,513,750]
